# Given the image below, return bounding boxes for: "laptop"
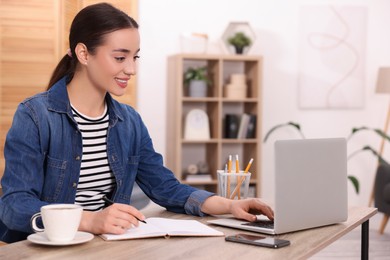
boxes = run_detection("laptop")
[208,138,348,235]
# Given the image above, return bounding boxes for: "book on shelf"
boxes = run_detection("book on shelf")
[224,114,239,138]
[237,113,251,139]
[246,114,256,138]
[224,113,256,139]
[100,217,224,241]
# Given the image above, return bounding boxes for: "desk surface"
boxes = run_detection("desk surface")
[0,205,377,260]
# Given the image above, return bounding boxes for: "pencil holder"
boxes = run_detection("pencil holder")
[217,170,251,200]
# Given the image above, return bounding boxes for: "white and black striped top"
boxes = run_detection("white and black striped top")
[72,104,115,211]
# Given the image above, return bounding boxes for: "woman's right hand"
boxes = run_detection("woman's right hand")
[79,203,146,235]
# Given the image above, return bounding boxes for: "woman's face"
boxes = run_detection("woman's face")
[85,28,140,97]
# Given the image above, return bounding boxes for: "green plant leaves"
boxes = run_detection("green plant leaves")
[349,127,390,142]
[263,121,305,143]
[183,67,210,86]
[348,145,389,165]
[348,176,359,194]
[227,32,252,48]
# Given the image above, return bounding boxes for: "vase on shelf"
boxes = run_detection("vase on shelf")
[188,80,207,97]
[234,46,244,54]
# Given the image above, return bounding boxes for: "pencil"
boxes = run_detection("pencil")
[231,158,253,199]
[235,154,240,173]
[235,155,240,199]
[103,196,147,224]
[228,155,232,173]
[227,155,232,198]
[244,158,253,173]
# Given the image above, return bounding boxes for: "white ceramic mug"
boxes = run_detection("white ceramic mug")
[30,204,82,242]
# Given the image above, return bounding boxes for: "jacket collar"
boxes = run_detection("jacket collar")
[47,76,124,122]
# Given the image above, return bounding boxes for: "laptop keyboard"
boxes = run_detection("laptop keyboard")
[242,220,274,229]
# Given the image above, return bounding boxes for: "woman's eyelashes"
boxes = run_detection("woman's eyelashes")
[114,55,139,62]
[115,57,126,62]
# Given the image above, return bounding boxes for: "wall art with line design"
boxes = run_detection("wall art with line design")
[298,5,367,109]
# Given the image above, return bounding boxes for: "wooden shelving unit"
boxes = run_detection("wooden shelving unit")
[166,54,262,197]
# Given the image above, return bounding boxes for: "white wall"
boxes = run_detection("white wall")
[137,0,390,206]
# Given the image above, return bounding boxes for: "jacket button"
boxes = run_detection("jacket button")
[72,182,77,188]
[75,156,80,160]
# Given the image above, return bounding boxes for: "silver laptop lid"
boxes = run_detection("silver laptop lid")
[274,138,348,234]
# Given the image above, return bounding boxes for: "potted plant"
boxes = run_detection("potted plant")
[183,66,211,97]
[227,32,252,54]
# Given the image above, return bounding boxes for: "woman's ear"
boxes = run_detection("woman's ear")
[74,43,89,65]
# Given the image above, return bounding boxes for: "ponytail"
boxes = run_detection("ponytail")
[47,53,77,90]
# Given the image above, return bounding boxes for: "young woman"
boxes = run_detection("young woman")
[0,3,273,243]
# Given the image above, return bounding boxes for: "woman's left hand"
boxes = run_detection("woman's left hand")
[201,196,274,221]
[229,198,274,222]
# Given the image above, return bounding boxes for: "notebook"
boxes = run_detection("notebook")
[100,217,224,240]
[208,138,348,235]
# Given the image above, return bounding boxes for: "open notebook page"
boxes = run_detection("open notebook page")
[101,217,224,240]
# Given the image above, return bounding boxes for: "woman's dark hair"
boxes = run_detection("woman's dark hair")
[47,3,138,89]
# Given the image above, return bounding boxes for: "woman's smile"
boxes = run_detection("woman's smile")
[115,77,130,88]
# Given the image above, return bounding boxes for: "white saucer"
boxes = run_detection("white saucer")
[27,231,94,246]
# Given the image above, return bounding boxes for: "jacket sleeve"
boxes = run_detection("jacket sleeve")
[134,116,214,216]
[0,103,48,233]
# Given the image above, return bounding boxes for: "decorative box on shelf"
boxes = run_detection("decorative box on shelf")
[224,73,247,99]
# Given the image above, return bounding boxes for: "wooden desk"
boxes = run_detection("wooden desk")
[0,205,377,260]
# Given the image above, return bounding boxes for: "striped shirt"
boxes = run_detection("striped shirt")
[72,104,115,211]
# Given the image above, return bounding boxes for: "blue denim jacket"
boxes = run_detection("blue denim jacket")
[0,77,214,243]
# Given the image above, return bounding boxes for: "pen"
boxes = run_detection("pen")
[103,196,147,224]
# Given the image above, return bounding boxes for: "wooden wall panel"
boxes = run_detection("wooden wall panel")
[61,0,80,54]
[0,0,60,177]
[0,0,138,179]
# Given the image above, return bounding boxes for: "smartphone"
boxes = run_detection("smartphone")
[225,233,290,249]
